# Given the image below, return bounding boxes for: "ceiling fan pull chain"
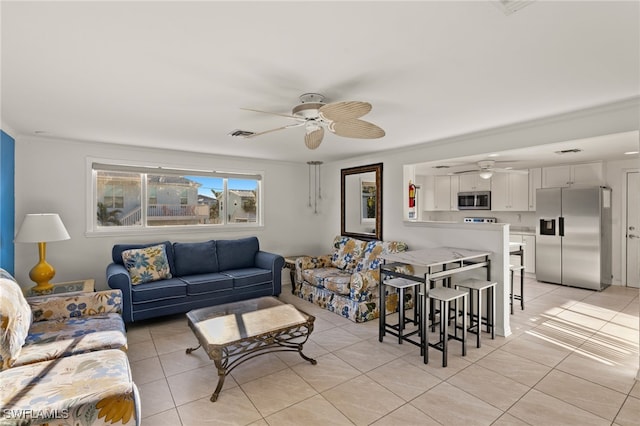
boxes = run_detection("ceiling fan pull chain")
[308,163,312,208]
[318,163,322,200]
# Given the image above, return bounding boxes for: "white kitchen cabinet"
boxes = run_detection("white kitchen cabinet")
[542,162,604,188]
[422,175,456,211]
[491,172,529,211]
[458,174,491,192]
[510,233,536,274]
[528,168,542,211]
[449,175,459,211]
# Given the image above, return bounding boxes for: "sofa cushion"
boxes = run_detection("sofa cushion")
[222,268,272,289]
[331,236,366,271]
[302,267,352,295]
[180,273,234,295]
[122,244,173,284]
[0,349,139,425]
[355,240,409,272]
[0,276,32,369]
[13,313,127,368]
[216,236,259,271]
[112,240,175,272]
[173,241,219,276]
[130,277,186,303]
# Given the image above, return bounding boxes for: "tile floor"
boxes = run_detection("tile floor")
[126,278,639,425]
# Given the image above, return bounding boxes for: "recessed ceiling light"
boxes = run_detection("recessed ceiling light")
[624,151,639,155]
[487,153,500,158]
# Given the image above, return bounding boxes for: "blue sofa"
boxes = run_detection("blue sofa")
[106,237,284,322]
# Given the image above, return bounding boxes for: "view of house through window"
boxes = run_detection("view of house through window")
[93,164,261,229]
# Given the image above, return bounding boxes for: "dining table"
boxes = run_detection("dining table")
[378,247,492,364]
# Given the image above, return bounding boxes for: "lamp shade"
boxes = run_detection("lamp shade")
[15,214,71,243]
[478,171,493,180]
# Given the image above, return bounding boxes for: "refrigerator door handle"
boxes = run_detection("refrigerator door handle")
[559,217,564,237]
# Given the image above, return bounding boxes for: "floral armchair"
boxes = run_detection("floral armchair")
[0,270,140,425]
[294,236,412,322]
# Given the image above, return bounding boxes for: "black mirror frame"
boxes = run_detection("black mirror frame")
[341,163,383,241]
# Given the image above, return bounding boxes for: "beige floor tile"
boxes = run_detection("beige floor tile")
[153,331,200,356]
[566,300,620,322]
[491,413,531,425]
[508,389,611,426]
[167,363,237,406]
[447,364,530,411]
[273,339,328,367]
[138,378,175,418]
[127,339,157,362]
[334,339,398,372]
[611,310,640,330]
[476,348,551,387]
[322,374,405,426]
[247,420,269,426]
[553,308,608,335]
[309,326,363,352]
[614,395,640,426]
[125,324,152,343]
[240,368,318,417]
[228,353,288,385]
[402,348,473,381]
[366,358,441,401]
[291,352,361,393]
[339,318,380,339]
[130,356,165,385]
[555,351,638,395]
[411,381,503,425]
[160,345,211,377]
[148,315,190,339]
[177,387,262,425]
[500,329,574,367]
[371,404,440,425]
[534,369,627,420]
[263,394,353,426]
[630,381,640,398]
[141,408,181,426]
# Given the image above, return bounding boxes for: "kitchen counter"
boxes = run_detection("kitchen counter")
[510,227,535,235]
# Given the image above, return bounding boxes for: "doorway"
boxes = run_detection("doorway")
[625,171,639,288]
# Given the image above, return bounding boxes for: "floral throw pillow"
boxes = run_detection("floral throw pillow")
[121,244,172,285]
[331,236,366,272]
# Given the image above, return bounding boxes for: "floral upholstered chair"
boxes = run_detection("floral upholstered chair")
[0,269,140,425]
[294,236,412,322]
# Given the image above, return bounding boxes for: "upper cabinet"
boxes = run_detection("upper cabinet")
[458,174,491,191]
[422,175,458,211]
[528,168,542,211]
[542,162,604,188]
[491,172,529,211]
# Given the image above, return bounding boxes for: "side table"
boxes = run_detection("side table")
[24,279,95,297]
[284,255,308,294]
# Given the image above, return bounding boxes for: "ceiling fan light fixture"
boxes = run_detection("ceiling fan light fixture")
[479,171,493,179]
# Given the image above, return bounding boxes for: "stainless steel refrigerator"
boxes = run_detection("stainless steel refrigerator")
[535,186,612,290]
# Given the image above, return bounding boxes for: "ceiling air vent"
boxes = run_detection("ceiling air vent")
[228,129,255,138]
[554,149,583,155]
[433,165,450,169]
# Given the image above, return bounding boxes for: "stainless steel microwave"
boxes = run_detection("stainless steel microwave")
[458,191,491,210]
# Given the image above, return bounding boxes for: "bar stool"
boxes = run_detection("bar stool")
[379,278,420,346]
[455,278,496,348]
[510,264,525,314]
[426,287,467,367]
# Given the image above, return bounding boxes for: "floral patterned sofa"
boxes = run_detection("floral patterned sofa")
[294,236,412,322]
[0,269,141,425]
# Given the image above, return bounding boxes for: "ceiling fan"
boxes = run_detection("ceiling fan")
[454,160,528,179]
[230,93,385,150]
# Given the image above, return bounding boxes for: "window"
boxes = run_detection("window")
[92,163,262,230]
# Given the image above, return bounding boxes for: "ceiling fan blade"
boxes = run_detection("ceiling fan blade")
[453,169,480,175]
[244,122,304,138]
[328,119,385,139]
[304,127,324,150]
[240,107,298,120]
[492,168,529,175]
[318,101,372,122]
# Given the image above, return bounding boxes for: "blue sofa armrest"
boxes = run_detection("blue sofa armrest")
[255,251,284,295]
[106,263,134,323]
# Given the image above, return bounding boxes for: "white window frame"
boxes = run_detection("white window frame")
[86,158,264,236]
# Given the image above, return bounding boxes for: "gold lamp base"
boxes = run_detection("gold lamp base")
[29,242,56,293]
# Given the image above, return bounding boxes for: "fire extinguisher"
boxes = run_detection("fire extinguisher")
[408,180,416,208]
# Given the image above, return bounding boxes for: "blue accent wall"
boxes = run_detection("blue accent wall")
[0,130,15,274]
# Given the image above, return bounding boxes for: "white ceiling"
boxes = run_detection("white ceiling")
[2,1,639,164]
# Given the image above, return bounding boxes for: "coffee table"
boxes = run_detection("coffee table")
[186,296,316,402]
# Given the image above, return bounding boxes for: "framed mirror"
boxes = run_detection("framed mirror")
[341,163,383,241]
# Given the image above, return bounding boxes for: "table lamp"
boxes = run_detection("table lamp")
[15,213,71,292]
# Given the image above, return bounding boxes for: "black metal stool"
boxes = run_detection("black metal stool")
[510,264,525,314]
[426,287,467,367]
[379,278,420,346]
[455,278,496,348]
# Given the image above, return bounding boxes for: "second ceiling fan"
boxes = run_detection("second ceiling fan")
[454,160,528,179]
[235,93,385,150]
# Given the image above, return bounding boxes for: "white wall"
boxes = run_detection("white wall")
[14,136,330,290]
